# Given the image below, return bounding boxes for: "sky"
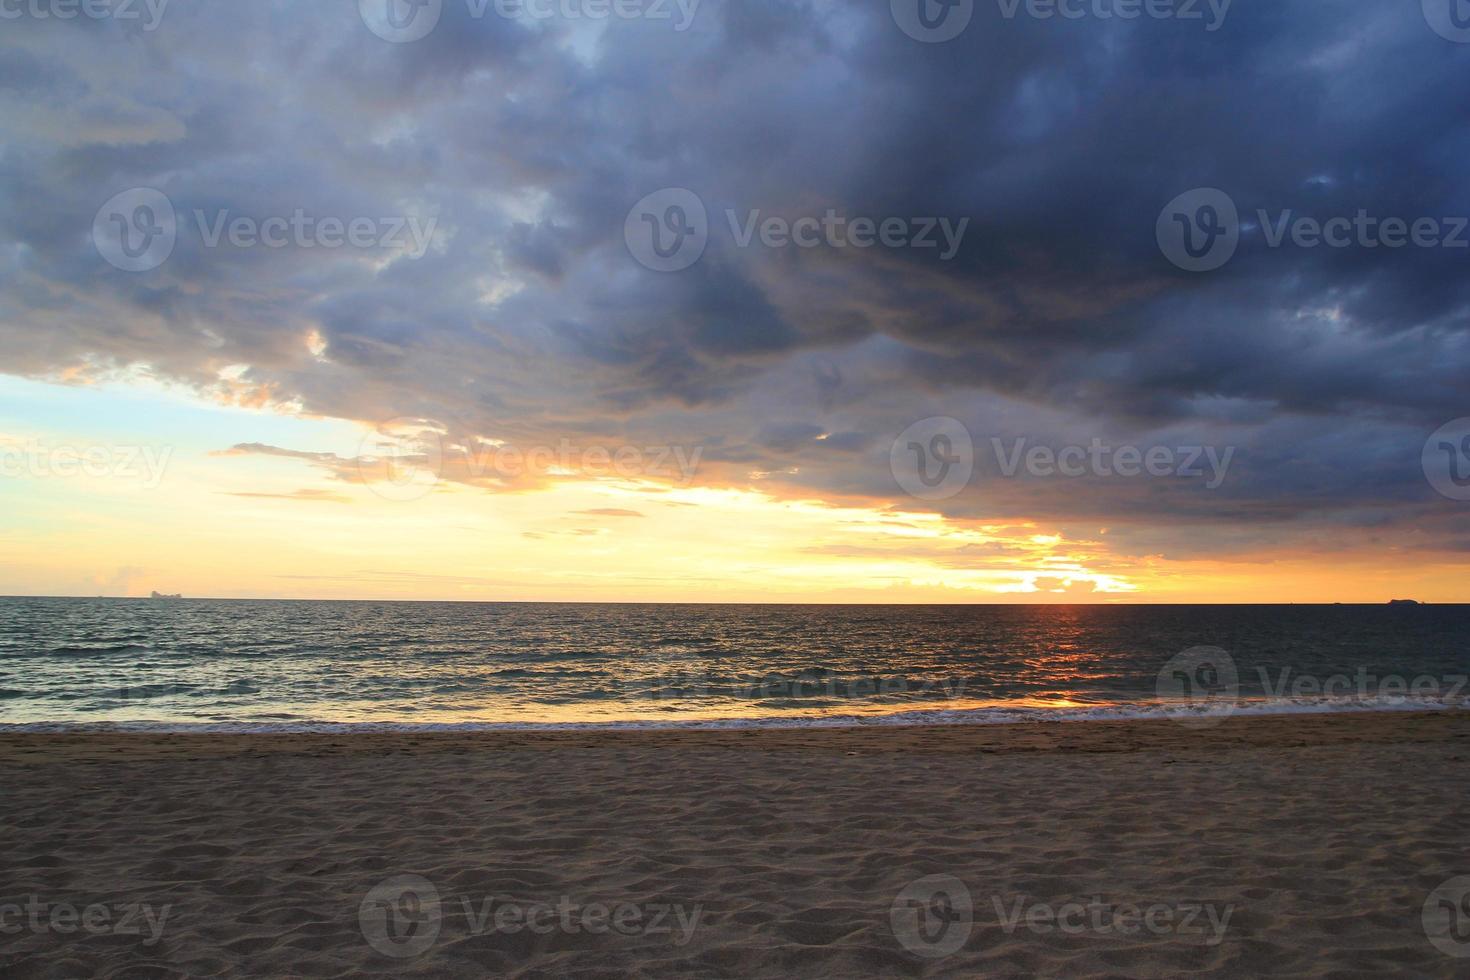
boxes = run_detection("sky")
[1,0,1468,602]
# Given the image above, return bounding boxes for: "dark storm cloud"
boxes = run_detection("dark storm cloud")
[1,0,1468,560]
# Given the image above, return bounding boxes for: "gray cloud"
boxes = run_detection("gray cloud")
[1,0,1468,564]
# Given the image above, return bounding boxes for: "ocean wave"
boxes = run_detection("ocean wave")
[46,644,154,656]
[1,695,1463,735]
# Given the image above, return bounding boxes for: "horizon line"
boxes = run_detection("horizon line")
[0,595,1454,606]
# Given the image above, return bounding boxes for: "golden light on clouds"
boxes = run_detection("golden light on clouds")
[1,377,1464,604]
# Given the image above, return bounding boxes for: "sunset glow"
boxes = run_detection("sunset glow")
[1,370,1462,604]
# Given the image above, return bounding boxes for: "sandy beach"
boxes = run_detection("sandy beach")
[3,710,1469,977]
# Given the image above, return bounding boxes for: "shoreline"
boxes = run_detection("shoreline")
[3,707,1467,764]
[0,694,1464,739]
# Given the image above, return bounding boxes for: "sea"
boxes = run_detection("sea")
[1,598,1467,732]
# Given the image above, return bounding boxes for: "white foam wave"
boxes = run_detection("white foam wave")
[0,695,1464,735]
